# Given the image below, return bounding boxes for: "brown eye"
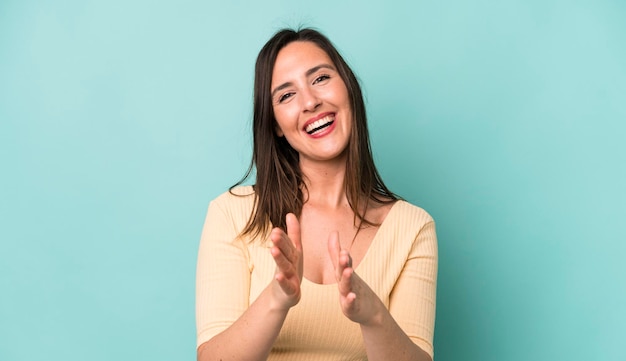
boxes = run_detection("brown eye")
[313,74,330,84]
[279,92,294,103]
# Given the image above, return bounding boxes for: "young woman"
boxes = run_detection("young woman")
[196,28,437,361]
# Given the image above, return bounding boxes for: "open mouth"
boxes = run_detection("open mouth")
[305,115,335,135]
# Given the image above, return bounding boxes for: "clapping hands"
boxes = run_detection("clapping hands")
[269,213,382,325]
[269,213,303,310]
[327,232,383,326]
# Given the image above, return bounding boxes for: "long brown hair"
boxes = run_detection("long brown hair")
[232,28,398,239]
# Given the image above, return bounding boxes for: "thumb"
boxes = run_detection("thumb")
[327,231,340,268]
[285,213,302,251]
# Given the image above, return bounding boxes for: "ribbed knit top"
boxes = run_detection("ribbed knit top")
[196,186,438,360]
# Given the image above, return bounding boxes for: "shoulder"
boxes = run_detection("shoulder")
[375,200,436,249]
[208,186,256,225]
[211,185,255,207]
[385,200,437,257]
[390,200,435,227]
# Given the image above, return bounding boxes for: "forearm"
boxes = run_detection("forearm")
[362,219,437,361]
[328,238,432,361]
[197,284,289,361]
[198,216,303,361]
[360,304,432,361]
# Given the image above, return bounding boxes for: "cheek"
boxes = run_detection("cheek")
[329,84,350,108]
[273,111,294,138]
[273,106,299,131]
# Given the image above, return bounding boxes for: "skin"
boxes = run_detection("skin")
[271,41,353,164]
[198,41,431,361]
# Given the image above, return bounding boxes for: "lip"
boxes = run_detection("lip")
[302,112,335,132]
[308,120,336,138]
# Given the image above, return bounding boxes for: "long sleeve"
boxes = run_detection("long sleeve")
[388,219,438,358]
[195,195,252,348]
[195,192,438,360]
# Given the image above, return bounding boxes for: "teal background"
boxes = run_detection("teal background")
[1,0,625,360]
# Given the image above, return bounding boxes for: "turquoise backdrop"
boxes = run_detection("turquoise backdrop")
[1,1,625,360]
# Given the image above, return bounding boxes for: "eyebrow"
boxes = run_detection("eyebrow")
[271,64,336,99]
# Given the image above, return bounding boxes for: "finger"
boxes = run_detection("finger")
[338,266,354,296]
[275,273,297,295]
[345,292,356,306]
[327,231,340,270]
[271,228,295,261]
[271,244,296,278]
[285,213,302,251]
[340,250,352,269]
[334,249,354,285]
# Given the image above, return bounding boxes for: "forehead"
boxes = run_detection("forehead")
[271,41,334,84]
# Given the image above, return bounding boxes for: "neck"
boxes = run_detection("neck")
[300,156,348,209]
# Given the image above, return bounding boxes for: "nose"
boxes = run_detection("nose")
[300,87,321,112]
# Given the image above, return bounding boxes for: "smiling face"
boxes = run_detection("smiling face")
[270,41,352,164]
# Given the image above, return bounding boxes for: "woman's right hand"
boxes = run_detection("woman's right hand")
[269,213,303,310]
[197,212,303,361]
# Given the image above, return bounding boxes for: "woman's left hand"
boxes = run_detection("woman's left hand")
[327,232,384,326]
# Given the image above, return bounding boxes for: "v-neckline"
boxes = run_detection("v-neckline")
[303,200,405,286]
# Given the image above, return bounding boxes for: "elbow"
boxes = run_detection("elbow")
[196,342,205,361]
[415,345,433,361]
[196,341,212,361]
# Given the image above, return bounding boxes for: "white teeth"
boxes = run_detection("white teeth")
[305,115,334,133]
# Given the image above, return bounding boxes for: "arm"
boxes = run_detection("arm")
[327,221,437,361]
[196,202,303,361]
[196,283,291,361]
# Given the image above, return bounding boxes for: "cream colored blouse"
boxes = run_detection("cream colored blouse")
[196,186,438,360]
